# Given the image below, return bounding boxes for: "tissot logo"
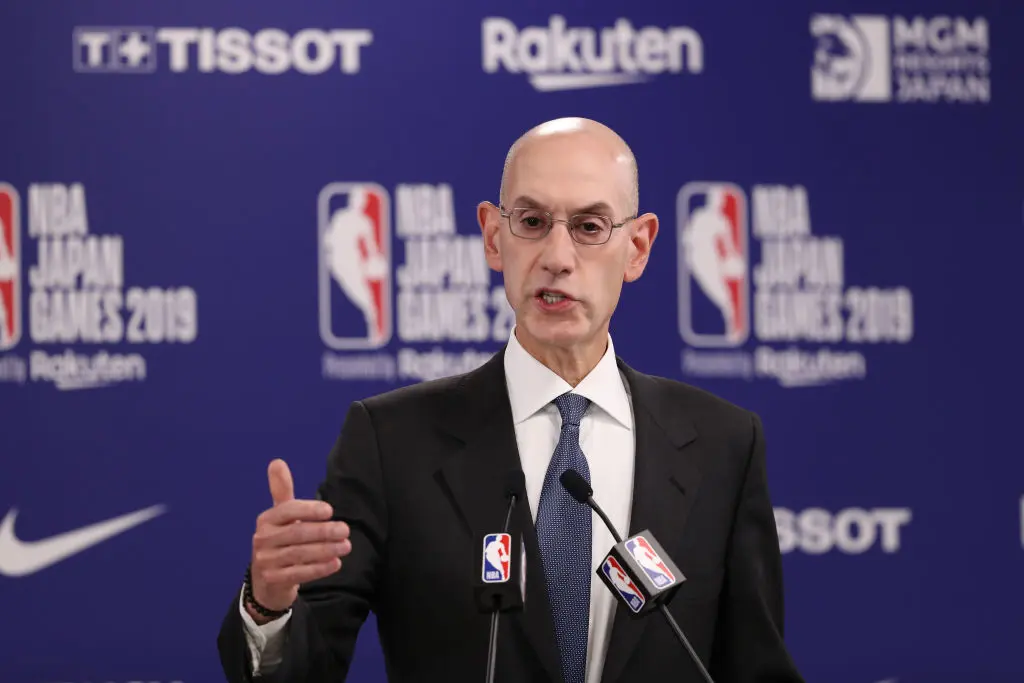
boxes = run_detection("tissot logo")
[73,26,373,75]
[775,506,912,554]
[73,27,156,72]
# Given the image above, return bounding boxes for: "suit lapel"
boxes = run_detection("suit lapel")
[599,360,701,683]
[435,348,563,683]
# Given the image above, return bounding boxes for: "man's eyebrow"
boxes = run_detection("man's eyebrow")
[575,201,615,216]
[509,195,544,209]
[509,196,616,215]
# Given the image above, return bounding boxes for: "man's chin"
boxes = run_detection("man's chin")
[518,317,594,351]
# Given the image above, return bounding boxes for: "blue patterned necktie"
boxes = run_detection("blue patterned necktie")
[536,392,592,683]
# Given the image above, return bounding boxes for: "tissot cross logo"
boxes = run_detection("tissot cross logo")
[0,504,166,577]
[74,27,156,73]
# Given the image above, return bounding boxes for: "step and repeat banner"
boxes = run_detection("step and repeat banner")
[1,1,1022,682]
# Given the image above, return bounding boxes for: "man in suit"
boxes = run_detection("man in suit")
[217,117,804,683]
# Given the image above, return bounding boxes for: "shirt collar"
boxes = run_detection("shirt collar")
[503,326,633,430]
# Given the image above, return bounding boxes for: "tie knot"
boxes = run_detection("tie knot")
[554,392,590,427]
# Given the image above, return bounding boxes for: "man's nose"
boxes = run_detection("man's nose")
[538,220,577,274]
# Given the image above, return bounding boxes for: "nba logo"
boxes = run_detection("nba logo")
[625,536,676,589]
[481,533,511,583]
[318,183,392,349]
[0,183,20,351]
[600,556,645,613]
[677,182,749,348]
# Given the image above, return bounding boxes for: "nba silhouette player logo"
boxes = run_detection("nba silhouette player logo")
[677,182,749,347]
[318,183,392,349]
[481,533,511,583]
[600,556,645,613]
[0,183,20,351]
[625,535,676,589]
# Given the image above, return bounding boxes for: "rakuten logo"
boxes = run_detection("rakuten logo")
[74,27,372,75]
[775,507,912,554]
[482,15,703,92]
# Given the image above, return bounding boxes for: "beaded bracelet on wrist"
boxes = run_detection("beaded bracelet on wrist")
[243,563,292,619]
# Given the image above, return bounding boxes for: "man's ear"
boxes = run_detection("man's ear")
[624,212,658,283]
[478,201,504,272]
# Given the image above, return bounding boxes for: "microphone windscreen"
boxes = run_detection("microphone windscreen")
[503,470,527,498]
[559,469,592,504]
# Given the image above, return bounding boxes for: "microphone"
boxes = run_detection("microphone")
[559,469,716,683]
[478,470,526,683]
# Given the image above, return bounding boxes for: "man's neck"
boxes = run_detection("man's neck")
[515,327,608,387]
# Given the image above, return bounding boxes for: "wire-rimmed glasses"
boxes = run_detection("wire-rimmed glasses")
[499,205,634,246]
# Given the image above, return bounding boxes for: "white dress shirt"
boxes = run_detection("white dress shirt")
[503,327,635,683]
[240,327,636,682]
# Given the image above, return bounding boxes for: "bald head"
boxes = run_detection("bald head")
[499,117,639,217]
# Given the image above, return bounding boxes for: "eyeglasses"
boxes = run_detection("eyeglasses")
[498,205,635,246]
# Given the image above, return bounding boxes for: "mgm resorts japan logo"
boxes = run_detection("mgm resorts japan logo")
[810,14,990,104]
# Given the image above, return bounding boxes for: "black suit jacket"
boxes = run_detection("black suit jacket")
[218,347,803,683]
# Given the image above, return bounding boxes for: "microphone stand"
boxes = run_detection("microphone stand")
[583,493,715,683]
[485,492,517,683]
[657,604,714,683]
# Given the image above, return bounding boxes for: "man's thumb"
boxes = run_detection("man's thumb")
[268,459,295,506]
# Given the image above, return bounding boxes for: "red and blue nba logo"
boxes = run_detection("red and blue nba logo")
[481,532,511,583]
[601,556,645,613]
[677,182,749,348]
[318,182,392,349]
[625,535,676,589]
[0,183,20,352]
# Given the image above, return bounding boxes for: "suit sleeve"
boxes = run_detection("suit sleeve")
[708,412,805,682]
[217,399,388,683]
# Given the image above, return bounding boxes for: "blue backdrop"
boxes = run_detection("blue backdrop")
[2,1,1022,682]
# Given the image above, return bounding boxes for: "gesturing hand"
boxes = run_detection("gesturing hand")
[247,459,352,622]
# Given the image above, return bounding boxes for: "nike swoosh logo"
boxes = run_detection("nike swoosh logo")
[0,504,167,577]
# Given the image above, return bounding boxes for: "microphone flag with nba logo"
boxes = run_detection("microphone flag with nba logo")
[474,471,525,615]
[598,531,685,617]
[482,532,511,584]
[474,531,523,613]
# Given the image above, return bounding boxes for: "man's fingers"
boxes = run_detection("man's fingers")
[268,520,352,548]
[259,499,335,527]
[255,540,352,568]
[263,558,342,585]
[268,459,295,506]
[257,520,350,548]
